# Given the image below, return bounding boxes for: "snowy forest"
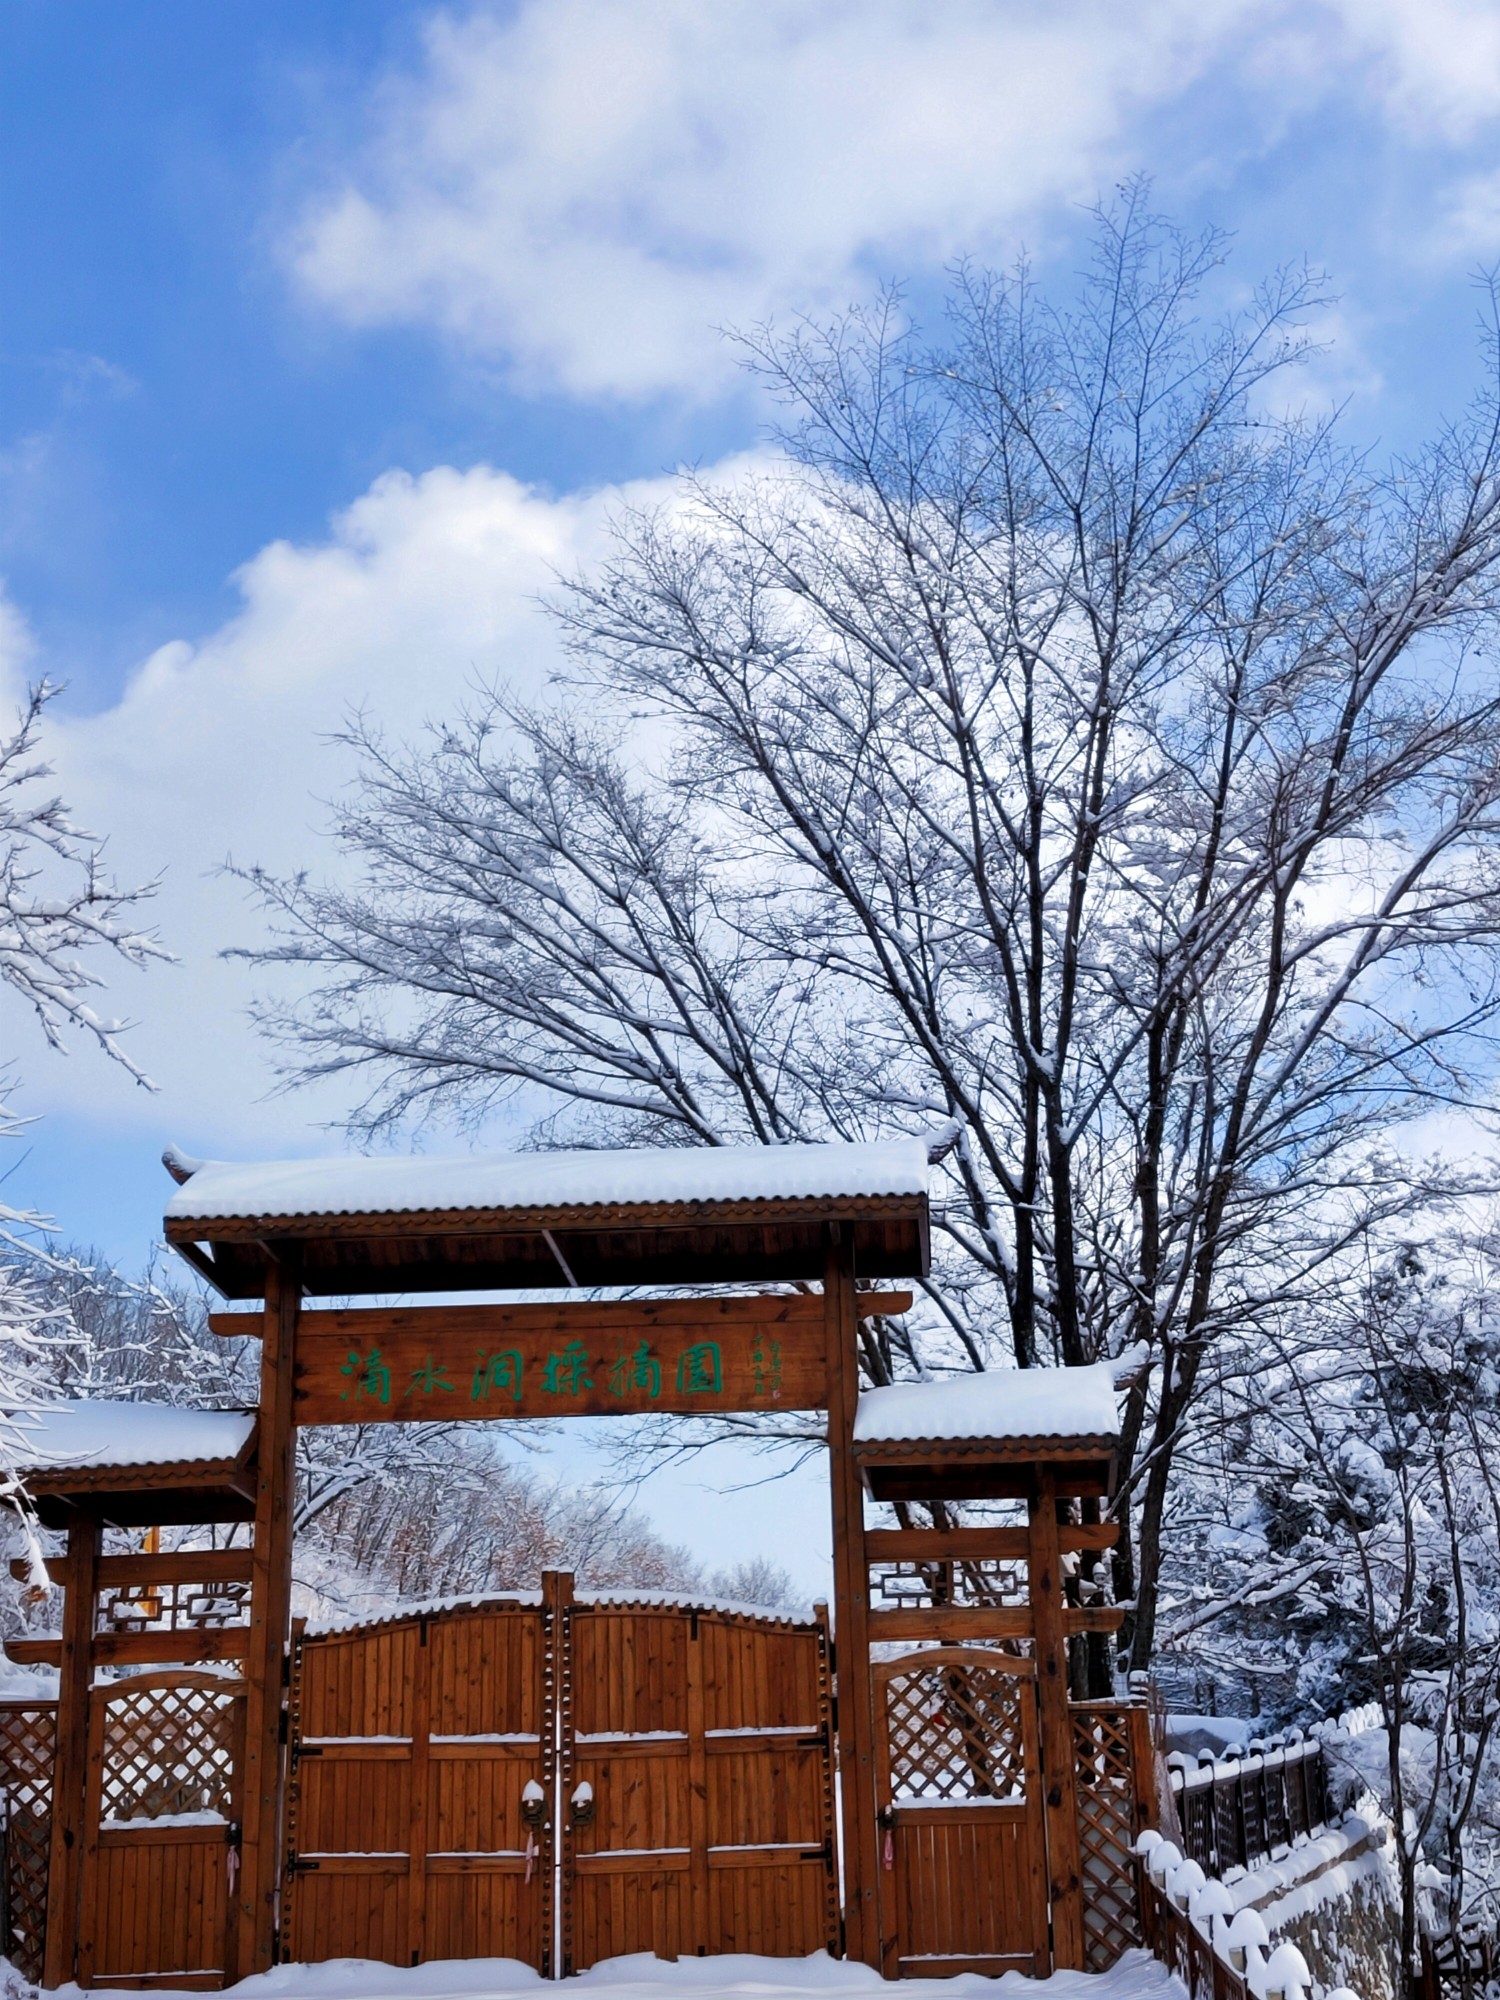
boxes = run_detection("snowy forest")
[7,195,1500,1958]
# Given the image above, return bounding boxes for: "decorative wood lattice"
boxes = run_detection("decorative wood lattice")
[884,1659,1028,1801]
[870,1556,1028,1610]
[99,1576,250,1633]
[99,1684,240,1822]
[0,1702,56,1981]
[1073,1704,1144,1970]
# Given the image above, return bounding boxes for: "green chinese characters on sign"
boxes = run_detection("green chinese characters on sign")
[677,1341,722,1394]
[607,1342,661,1401]
[472,1349,524,1403]
[405,1353,455,1400]
[751,1339,783,1399]
[542,1341,594,1397]
[340,1346,392,1405]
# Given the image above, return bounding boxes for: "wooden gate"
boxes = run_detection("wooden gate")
[283,1598,552,1971]
[282,1588,837,1976]
[874,1649,1049,1980]
[76,1671,245,1989]
[560,1594,837,1974]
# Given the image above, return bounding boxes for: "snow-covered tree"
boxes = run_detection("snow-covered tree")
[0,681,167,1546]
[1155,1247,1500,1985]
[239,190,1500,1680]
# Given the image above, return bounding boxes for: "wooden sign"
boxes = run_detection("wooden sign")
[261,1292,909,1427]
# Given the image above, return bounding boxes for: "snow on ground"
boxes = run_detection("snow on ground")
[43,1948,1180,2000]
[162,1138,930,1221]
[855,1364,1118,1442]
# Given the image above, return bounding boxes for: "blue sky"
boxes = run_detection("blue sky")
[7,0,1500,1588]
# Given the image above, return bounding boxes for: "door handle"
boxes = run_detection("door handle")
[521,1780,546,1827]
[569,1781,594,1826]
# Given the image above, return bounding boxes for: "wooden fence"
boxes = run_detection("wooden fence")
[1171,1736,1331,1876]
[0,1703,56,1983]
[1139,1862,1260,2000]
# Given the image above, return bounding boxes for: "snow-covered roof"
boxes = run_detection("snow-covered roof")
[304,1586,812,1640]
[853,1363,1120,1444]
[12,1400,255,1473]
[164,1138,929,1223]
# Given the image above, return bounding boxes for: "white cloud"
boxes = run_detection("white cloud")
[286,0,1265,401]
[1435,165,1500,261]
[283,0,1500,404]
[1319,0,1500,144]
[0,460,692,1149]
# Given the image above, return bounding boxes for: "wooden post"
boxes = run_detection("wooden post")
[41,1518,99,1989]
[235,1256,300,1976]
[1029,1467,1084,1969]
[409,1607,432,1963]
[824,1228,879,1967]
[1129,1704,1160,1834]
[544,1568,573,1979]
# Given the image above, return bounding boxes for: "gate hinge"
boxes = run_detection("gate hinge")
[288,1855,321,1873]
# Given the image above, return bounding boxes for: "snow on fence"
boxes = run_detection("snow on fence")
[1137,1832,1360,2000]
[1169,1732,1332,1879]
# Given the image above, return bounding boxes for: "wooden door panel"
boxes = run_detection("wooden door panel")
[570,1741,692,1854]
[562,1603,837,1972]
[77,1673,245,1989]
[430,1744,538,1856]
[891,1811,1047,1975]
[88,1830,231,1986]
[291,1868,411,1963]
[570,1863,689,1965]
[875,1649,1049,1979]
[706,1741,827,1845]
[295,1752,412,1856]
[569,1610,690,1736]
[284,1602,551,1973]
[706,1857,832,1957]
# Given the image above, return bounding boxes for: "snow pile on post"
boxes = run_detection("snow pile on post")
[163,1137,930,1220]
[854,1362,1119,1443]
[10,1400,253,1470]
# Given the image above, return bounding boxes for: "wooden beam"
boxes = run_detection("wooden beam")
[96,1548,253,1587]
[864,1527,1029,1562]
[1062,1521,1120,1552]
[1064,1606,1126,1636]
[824,1232,880,1969]
[1029,1471,1085,1970]
[9,1627,249,1669]
[210,1290,911,1338]
[42,1519,99,1989]
[862,1523,1119,1565]
[6,1548,254,1590]
[235,1259,299,1977]
[866,1605,1032,1643]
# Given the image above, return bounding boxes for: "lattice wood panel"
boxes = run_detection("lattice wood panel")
[98,1684,239,1822]
[884,1659,1028,1801]
[0,1702,55,1981]
[870,1557,1028,1610]
[1072,1704,1144,1970]
[99,1576,250,1634]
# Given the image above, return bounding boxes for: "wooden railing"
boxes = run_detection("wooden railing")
[1171,1735,1331,1876]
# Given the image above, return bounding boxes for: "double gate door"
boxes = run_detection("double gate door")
[283,1587,837,1974]
[874,1648,1049,1979]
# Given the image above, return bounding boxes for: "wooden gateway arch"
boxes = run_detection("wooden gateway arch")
[3,1139,1156,1987]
